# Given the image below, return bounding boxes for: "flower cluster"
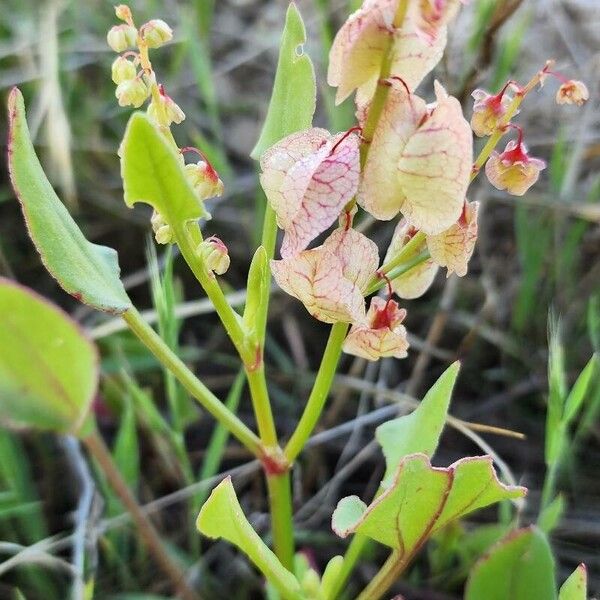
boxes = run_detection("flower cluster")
[108,6,174,111]
[258,1,588,362]
[108,5,226,270]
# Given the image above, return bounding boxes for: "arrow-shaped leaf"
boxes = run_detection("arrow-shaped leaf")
[250,2,316,159]
[7,88,131,314]
[197,477,302,600]
[332,453,525,556]
[376,361,459,483]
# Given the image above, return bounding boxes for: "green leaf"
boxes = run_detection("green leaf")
[457,523,512,567]
[332,454,525,554]
[466,527,556,600]
[250,2,316,159]
[320,555,344,599]
[588,295,600,352]
[558,564,587,600]
[7,88,131,314]
[0,278,98,434]
[120,111,208,222]
[546,317,567,464]
[243,246,269,336]
[197,477,302,600]
[112,395,139,489]
[538,494,565,534]
[376,362,459,483]
[564,355,598,424]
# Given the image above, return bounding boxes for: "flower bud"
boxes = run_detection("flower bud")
[151,211,173,244]
[107,24,137,52]
[556,80,589,106]
[140,19,172,49]
[148,92,185,126]
[115,78,150,107]
[471,88,513,137]
[111,56,137,84]
[485,139,546,196]
[184,161,224,200]
[197,236,230,275]
[115,4,132,22]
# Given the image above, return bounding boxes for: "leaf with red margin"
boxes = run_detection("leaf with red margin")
[559,564,587,600]
[332,454,526,555]
[7,88,131,314]
[0,278,98,435]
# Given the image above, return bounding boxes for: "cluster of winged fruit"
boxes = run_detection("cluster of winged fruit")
[259,0,587,363]
[261,0,478,362]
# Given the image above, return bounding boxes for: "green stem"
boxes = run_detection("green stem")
[173,222,249,359]
[246,364,279,447]
[174,221,279,445]
[256,179,295,569]
[284,0,411,467]
[364,231,428,293]
[266,471,295,571]
[122,307,262,458]
[540,461,558,514]
[284,322,349,462]
[356,549,410,600]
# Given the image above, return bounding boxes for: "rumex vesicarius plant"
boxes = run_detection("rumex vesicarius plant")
[2,1,594,599]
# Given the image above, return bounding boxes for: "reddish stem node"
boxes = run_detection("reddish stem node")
[343,210,352,231]
[246,346,263,373]
[261,451,290,476]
